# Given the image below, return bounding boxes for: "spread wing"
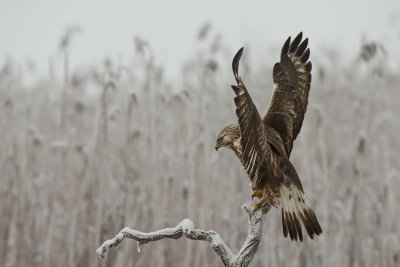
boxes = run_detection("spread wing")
[231,48,271,189]
[263,32,312,157]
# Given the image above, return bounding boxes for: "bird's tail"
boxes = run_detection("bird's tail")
[280,185,322,242]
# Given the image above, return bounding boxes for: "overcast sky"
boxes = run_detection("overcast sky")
[1,0,399,79]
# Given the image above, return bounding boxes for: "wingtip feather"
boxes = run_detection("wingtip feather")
[300,48,310,63]
[232,47,244,75]
[295,38,309,57]
[281,37,291,59]
[289,32,303,54]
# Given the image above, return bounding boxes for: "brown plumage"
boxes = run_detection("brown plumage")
[215,32,322,242]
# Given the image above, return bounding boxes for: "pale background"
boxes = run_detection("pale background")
[1,1,400,267]
[1,0,400,79]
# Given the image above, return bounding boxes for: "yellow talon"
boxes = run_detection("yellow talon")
[261,206,267,212]
[252,203,268,212]
[251,190,263,199]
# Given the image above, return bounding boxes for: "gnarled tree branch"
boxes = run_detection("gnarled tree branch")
[96,204,271,267]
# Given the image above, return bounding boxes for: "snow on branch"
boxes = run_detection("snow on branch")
[96,204,271,267]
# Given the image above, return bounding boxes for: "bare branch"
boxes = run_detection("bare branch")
[96,204,271,267]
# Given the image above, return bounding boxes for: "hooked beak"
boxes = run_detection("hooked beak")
[215,143,221,151]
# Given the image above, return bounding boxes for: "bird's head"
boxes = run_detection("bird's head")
[215,124,240,151]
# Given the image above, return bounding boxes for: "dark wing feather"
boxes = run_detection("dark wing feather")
[263,32,312,157]
[231,48,271,189]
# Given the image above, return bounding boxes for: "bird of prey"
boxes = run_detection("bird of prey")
[215,32,322,242]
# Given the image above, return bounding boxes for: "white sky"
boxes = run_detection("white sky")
[1,0,399,79]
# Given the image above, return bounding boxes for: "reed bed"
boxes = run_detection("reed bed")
[0,28,399,267]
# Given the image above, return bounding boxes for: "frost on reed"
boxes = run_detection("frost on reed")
[0,25,400,267]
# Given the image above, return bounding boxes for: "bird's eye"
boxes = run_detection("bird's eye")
[217,137,223,142]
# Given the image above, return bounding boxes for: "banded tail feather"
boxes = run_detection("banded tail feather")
[280,185,322,242]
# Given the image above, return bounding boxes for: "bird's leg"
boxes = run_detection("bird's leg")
[252,196,268,211]
[251,190,263,199]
